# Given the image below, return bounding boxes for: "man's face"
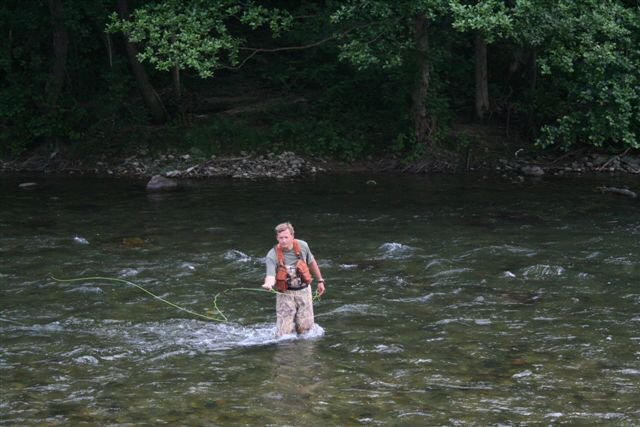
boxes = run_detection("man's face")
[277,229,294,250]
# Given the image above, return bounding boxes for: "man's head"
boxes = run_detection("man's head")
[275,222,295,250]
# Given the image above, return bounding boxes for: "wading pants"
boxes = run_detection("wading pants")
[276,286,314,336]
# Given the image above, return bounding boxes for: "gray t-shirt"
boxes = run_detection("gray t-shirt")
[265,239,315,277]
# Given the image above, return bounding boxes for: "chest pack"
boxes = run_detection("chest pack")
[275,240,313,292]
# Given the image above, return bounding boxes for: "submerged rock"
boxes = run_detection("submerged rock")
[146,175,179,192]
[122,237,146,248]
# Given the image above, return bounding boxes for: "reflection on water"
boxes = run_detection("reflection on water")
[1,173,639,425]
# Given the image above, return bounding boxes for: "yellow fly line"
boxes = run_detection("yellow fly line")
[49,275,320,323]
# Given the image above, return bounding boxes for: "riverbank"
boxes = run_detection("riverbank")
[1,146,638,180]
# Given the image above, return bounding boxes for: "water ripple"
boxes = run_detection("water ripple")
[428,268,472,278]
[391,292,443,303]
[521,264,565,279]
[320,304,383,318]
[464,244,538,257]
[223,249,253,263]
[603,255,634,266]
[64,286,103,294]
[377,242,416,259]
[351,344,404,354]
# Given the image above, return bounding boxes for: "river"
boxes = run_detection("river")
[1,173,639,425]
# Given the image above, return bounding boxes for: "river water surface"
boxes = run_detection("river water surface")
[1,173,639,425]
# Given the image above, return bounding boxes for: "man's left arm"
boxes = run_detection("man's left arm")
[309,260,325,296]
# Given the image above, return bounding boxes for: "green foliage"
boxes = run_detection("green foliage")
[0,1,49,154]
[183,118,266,156]
[447,0,639,150]
[72,66,152,158]
[2,0,638,161]
[329,0,465,153]
[0,0,139,156]
[449,0,513,42]
[270,118,368,161]
[390,132,426,163]
[107,0,293,78]
[171,115,370,162]
[330,0,448,70]
[523,1,640,149]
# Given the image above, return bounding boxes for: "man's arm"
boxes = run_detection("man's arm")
[309,260,325,296]
[263,249,277,290]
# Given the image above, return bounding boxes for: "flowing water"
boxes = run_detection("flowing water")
[1,173,639,426]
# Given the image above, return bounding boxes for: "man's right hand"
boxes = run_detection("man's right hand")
[262,275,276,291]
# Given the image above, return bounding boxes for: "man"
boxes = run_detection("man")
[262,222,325,336]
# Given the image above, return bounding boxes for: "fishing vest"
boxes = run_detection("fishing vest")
[275,240,313,292]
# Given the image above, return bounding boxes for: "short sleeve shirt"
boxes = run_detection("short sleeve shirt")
[265,239,315,277]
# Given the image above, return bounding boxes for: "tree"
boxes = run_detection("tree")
[449,0,512,121]
[0,0,73,152]
[330,0,450,147]
[107,0,294,79]
[450,0,639,150]
[115,0,168,124]
[515,0,640,149]
[1,0,165,154]
[46,0,70,113]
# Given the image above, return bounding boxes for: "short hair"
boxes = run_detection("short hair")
[275,222,294,235]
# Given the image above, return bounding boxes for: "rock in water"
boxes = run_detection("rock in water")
[521,165,544,177]
[146,175,179,192]
[18,182,39,189]
[598,186,637,198]
[73,236,89,245]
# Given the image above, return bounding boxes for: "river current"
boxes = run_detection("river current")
[1,173,639,425]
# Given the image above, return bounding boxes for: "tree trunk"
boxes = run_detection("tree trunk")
[171,35,181,99]
[172,65,182,99]
[46,0,69,110]
[7,29,13,75]
[411,14,432,146]
[474,32,489,121]
[116,0,168,124]
[527,48,538,137]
